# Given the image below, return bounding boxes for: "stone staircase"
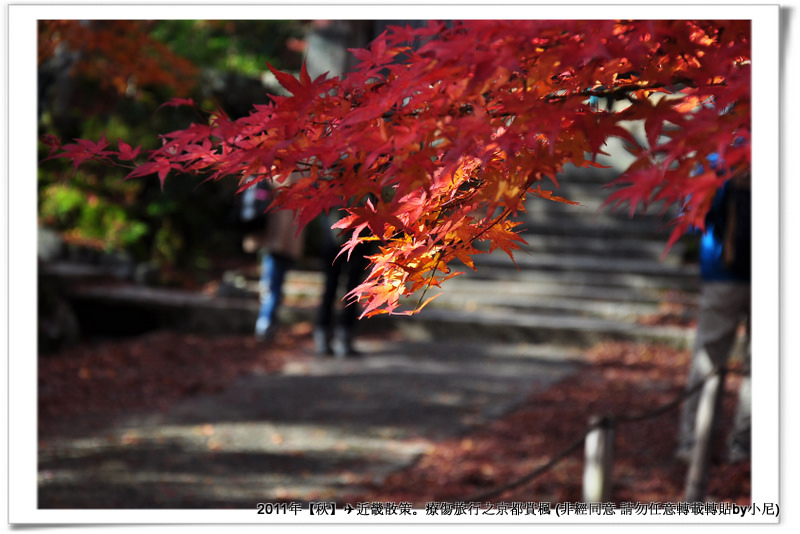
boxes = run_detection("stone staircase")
[385,166,701,349]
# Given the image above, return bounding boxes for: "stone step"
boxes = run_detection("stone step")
[512,233,691,261]
[453,264,698,294]
[524,183,670,214]
[469,248,695,276]
[389,307,694,349]
[433,276,694,307]
[421,280,696,319]
[517,214,681,240]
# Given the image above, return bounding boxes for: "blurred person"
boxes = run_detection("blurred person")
[312,212,371,357]
[676,157,751,463]
[240,176,305,342]
[302,20,375,357]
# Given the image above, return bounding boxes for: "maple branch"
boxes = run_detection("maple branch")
[550,77,709,104]
[40,20,749,319]
[410,179,533,314]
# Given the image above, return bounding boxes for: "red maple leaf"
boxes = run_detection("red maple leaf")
[40,20,752,317]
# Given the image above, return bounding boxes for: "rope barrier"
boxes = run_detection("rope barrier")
[462,362,728,502]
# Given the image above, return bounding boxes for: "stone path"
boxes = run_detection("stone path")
[37,163,703,510]
[37,337,585,509]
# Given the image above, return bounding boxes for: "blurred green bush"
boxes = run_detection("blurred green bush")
[38,20,308,285]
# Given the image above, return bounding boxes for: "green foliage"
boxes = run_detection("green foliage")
[149,20,307,78]
[38,181,147,251]
[38,20,304,279]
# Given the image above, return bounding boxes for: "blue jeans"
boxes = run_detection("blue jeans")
[255,253,293,337]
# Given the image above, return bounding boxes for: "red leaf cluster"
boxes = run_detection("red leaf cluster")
[45,20,750,317]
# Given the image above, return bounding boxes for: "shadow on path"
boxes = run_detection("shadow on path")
[38,337,585,509]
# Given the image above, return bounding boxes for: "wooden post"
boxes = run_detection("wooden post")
[684,367,727,502]
[583,415,615,502]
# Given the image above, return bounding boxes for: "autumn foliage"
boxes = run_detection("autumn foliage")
[44,20,751,317]
[39,20,198,98]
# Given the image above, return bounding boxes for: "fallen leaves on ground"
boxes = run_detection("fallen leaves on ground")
[38,331,750,507]
[348,341,750,507]
[38,325,313,436]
